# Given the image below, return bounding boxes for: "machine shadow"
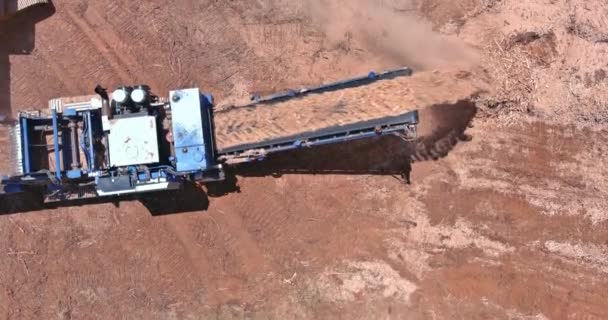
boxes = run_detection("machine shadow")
[208,100,478,196]
[0,1,55,119]
[0,182,210,216]
[0,100,476,215]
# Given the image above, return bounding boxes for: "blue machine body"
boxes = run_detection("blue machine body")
[1,88,222,202]
[170,89,215,172]
[1,67,419,204]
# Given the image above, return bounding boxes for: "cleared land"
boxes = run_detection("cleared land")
[0,0,607,319]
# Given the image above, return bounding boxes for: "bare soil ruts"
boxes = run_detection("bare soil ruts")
[0,0,607,319]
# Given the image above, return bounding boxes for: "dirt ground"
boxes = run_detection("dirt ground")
[1,0,607,319]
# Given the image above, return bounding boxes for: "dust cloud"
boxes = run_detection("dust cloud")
[302,0,480,70]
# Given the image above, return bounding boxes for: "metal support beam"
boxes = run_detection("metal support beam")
[68,119,79,170]
[20,117,31,174]
[86,112,95,171]
[51,109,62,182]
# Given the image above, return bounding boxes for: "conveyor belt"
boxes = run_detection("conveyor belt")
[213,67,423,152]
[218,67,413,110]
[214,67,420,163]
[218,110,418,164]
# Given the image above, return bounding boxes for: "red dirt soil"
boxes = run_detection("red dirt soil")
[1,1,607,319]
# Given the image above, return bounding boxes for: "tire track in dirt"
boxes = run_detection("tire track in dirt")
[158,215,270,303]
[158,211,275,306]
[30,20,84,94]
[77,6,161,90]
[103,214,206,300]
[8,6,121,110]
[8,51,72,110]
[63,8,131,85]
[211,209,272,275]
[155,218,212,284]
[162,244,193,282]
[432,252,608,319]
[229,178,309,254]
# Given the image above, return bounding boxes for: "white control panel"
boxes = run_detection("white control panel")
[107,116,160,167]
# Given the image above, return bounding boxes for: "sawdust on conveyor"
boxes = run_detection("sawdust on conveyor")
[213,68,488,151]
